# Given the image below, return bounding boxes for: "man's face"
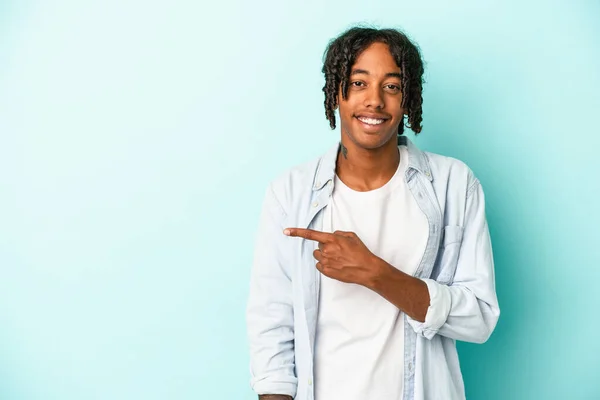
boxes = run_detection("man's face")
[337,42,405,150]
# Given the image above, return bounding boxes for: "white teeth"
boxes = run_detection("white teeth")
[358,117,385,125]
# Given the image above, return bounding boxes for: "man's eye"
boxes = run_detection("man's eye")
[386,84,400,90]
[351,81,364,87]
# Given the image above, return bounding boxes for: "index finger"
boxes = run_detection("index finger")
[284,228,335,243]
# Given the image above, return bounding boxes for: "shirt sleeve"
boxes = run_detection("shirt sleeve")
[407,179,500,343]
[246,183,297,397]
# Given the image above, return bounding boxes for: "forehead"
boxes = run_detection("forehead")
[353,42,400,71]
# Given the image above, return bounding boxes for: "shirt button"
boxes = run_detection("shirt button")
[425,171,431,177]
[308,379,313,385]
[316,181,321,187]
[312,201,319,208]
[408,362,414,372]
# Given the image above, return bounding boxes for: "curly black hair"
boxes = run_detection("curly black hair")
[322,26,425,135]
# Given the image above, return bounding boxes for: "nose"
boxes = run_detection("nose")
[364,86,384,109]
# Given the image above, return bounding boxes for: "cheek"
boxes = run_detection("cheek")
[337,108,354,125]
[388,97,405,116]
[339,99,360,121]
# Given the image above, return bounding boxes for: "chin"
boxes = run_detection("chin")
[347,130,394,150]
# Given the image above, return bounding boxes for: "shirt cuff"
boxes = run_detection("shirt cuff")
[251,374,297,398]
[407,278,452,339]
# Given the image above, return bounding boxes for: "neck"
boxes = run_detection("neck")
[335,134,400,192]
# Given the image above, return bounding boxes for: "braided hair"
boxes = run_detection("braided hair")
[322,26,425,135]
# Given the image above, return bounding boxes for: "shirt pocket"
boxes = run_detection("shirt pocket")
[433,225,464,285]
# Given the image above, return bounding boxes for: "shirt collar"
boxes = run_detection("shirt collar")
[312,135,432,191]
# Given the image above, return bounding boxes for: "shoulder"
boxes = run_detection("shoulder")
[423,150,480,196]
[266,152,323,213]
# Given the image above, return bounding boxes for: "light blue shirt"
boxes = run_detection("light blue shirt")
[246,136,500,400]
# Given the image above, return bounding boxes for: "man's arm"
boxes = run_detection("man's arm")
[286,177,499,344]
[366,261,430,322]
[371,179,500,343]
[246,184,297,398]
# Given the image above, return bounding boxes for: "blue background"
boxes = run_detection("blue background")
[1,1,599,399]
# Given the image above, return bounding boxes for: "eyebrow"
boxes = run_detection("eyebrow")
[351,69,402,79]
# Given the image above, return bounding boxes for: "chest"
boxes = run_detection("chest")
[321,188,429,276]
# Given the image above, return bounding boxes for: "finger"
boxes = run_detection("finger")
[318,243,337,255]
[313,249,324,261]
[284,228,335,243]
[333,230,356,238]
[316,262,325,273]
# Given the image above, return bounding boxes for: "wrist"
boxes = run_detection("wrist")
[365,255,394,290]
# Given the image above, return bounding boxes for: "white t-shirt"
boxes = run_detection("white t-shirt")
[314,145,429,400]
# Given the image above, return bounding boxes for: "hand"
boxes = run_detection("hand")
[284,228,382,287]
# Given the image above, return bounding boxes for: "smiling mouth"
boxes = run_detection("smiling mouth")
[356,116,388,126]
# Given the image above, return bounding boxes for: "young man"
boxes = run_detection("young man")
[246,26,500,400]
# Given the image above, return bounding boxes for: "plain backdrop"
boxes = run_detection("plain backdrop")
[1,0,599,399]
